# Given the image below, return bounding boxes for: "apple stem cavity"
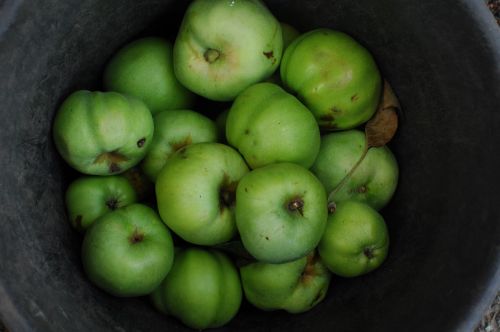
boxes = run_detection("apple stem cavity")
[287,197,304,216]
[106,198,119,210]
[94,151,130,174]
[327,201,337,214]
[129,228,144,244]
[219,175,238,211]
[204,48,221,63]
[363,247,375,259]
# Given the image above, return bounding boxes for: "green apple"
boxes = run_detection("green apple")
[281,28,382,130]
[280,22,300,50]
[156,143,249,245]
[151,247,242,329]
[240,251,331,313]
[65,175,137,231]
[141,110,217,182]
[236,162,328,263]
[318,201,389,277]
[103,37,194,114]
[53,90,154,175]
[311,130,399,210]
[226,82,320,169]
[81,204,174,296]
[173,0,283,101]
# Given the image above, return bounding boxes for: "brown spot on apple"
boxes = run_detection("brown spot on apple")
[300,252,318,284]
[171,135,193,152]
[94,151,129,173]
[129,228,144,244]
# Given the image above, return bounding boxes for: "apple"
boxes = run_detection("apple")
[281,28,382,130]
[318,201,389,277]
[240,251,331,313]
[141,109,217,182]
[53,90,154,175]
[81,204,174,296]
[103,37,194,114]
[236,162,328,263]
[280,22,300,50]
[311,130,399,210]
[156,142,249,245]
[173,0,283,101]
[65,175,137,231]
[150,247,242,329]
[226,82,320,169]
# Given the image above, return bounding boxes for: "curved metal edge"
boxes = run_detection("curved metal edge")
[455,1,500,331]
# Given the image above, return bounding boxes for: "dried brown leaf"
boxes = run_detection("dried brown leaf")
[365,81,400,148]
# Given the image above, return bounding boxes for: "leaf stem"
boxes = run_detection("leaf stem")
[327,139,369,205]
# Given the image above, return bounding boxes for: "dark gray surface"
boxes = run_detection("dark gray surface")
[0,0,499,331]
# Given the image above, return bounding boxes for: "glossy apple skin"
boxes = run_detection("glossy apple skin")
[53,90,154,175]
[141,110,217,182]
[281,28,382,130]
[236,162,328,263]
[150,247,242,330]
[240,251,331,313]
[65,175,137,231]
[155,143,249,245]
[81,204,174,296]
[103,37,194,114]
[311,130,399,210]
[173,0,283,101]
[318,201,389,277]
[226,82,320,169]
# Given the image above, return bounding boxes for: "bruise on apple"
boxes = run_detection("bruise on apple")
[94,151,130,173]
[300,252,318,285]
[170,135,193,152]
[219,173,238,212]
[136,137,146,148]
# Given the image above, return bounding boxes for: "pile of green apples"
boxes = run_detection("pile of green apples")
[52,0,400,329]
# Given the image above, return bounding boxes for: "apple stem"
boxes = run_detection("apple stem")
[204,48,221,63]
[288,198,304,216]
[327,140,369,209]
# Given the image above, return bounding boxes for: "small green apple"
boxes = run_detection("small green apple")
[226,82,320,169]
[81,204,174,296]
[173,0,283,101]
[318,201,389,277]
[103,37,194,114]
[311,130,398,210]
[281,28,382,130]
[53,90,154,175]
[150,247,242,329]
[236,162,328,263]
[156,143,249,245]
[65,175,137,231]
[141,110,217,182]
[280,22,300,50]
[240,251,331,313]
